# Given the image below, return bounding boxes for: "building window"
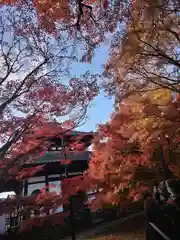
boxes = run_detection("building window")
[31,189,40,196]
[27,182,45,196]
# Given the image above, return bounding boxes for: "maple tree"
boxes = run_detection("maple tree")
[104,0,180,96]
[76,87,180,209]
[85,0,180,208]
[0,6,98,190]
[89,0,180,207]
[0,0,131,64]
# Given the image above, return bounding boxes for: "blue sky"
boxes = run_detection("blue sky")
[71,44,114,132]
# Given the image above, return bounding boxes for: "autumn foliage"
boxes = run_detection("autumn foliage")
[0,0,179,234]
[93,0,180,208]
[0,0,129,63]
[82,88,180,208]
[0,6,98,185]
[104,0,180,95]
[87,0,180,208]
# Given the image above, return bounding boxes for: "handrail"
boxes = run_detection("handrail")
[148,222,172,240]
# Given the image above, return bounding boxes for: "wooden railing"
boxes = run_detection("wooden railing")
[145,200,179,240]
[148,222,172,240]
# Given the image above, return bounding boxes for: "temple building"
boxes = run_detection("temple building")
[0,130,96,235]
[22,130,94,198]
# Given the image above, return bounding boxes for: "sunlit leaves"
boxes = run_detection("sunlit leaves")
[148,89,173,106]
[105,1,180,96]
[82,88,180,208]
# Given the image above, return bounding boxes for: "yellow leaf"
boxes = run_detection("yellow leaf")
[148,88,173,105]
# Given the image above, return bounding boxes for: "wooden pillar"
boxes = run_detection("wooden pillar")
[45,173,49,191]
[45,172,50,215]
[24,179,28,196]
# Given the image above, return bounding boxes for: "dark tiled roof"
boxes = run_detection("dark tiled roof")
[34,151,92,165]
